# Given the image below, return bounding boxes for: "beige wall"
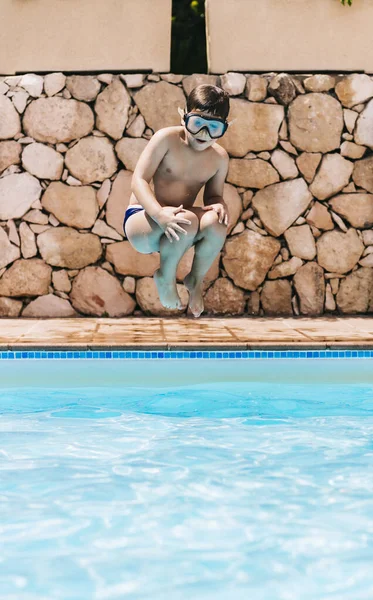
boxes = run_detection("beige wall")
[206,0,373,73]
[0,0,172,74]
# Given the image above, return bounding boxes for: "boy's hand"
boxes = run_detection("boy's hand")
[154,205,192,243]
[202,203,229,226]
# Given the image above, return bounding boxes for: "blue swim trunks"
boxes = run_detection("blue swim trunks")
[123,204,145,235]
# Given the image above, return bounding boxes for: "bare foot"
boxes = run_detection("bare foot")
[184,273,204,318]
[154,269,183,309]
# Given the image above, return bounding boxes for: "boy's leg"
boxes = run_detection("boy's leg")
[125,209,199,309]
[155,210,199,308]
[184,208,228,317]
[124,210,164,254]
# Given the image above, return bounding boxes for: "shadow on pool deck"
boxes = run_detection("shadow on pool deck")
[0,316,373,350]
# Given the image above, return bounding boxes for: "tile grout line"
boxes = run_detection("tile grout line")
[14,320,45,344]
[292,328,323,342]
[87,321,103,348]
[159,320,168,348]
[224,326,244,342]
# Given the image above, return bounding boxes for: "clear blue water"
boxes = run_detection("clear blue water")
[1,363,373,599]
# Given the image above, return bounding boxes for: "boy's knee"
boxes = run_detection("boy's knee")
[201,210,228,234]
[182,210,199,235]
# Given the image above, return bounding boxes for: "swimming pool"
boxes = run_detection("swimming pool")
[1,355,373,599]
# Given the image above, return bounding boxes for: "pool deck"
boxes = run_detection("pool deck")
[0,317,373,350]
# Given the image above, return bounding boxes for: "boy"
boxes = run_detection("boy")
[124,84,231,318]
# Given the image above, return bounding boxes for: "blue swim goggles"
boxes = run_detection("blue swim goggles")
[183,112,228,139]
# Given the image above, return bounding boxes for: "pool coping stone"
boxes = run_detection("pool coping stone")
[0,316,372,351]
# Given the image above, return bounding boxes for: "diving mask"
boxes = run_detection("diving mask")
[178,107,229,139]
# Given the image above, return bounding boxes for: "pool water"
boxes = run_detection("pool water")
[1,361,373,599]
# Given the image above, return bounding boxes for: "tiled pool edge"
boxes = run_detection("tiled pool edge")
[1,317,373,352]
[1,349,373,359]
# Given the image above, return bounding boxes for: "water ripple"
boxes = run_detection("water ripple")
[1,382,373,598]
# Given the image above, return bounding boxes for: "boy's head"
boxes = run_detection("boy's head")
[178,84,230,151]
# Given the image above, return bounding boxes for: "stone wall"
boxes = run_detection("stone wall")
[0,71,373,318]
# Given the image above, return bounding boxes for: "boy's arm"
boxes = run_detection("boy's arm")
[131,130,170,221]
[203,150,229,207]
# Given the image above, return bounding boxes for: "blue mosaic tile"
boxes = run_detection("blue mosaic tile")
[1,349,373,360]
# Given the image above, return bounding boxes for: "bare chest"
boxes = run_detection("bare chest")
[155,145,217,187]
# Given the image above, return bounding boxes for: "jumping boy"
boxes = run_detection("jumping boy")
[124,84,231,318]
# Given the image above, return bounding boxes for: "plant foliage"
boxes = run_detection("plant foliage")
[171,0,207,74]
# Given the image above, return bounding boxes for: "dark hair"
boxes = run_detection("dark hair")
[186,84,230,120]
